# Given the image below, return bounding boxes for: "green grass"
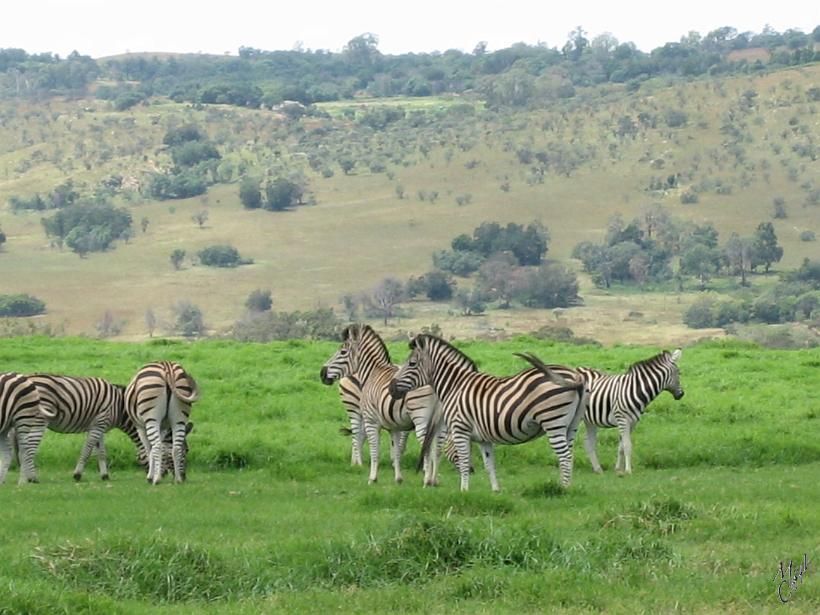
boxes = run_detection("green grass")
[0,336,818,613]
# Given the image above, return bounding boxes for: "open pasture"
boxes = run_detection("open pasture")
[0,336,818,613]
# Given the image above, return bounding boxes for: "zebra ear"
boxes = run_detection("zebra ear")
[408,335,420,350]
[341,325,354,341]
[671,349,682,363]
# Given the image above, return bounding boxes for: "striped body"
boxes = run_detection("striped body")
[0,372,47,484]
[551,349,684,474]
[321,324,441,486]
[125,361,199,484]
[389,337,587,491]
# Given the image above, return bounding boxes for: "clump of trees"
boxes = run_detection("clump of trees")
[146,124,220,201]
[173,302,205,337]
[41,203,133,256]
[239,176,306,211]
[230,308,341,341]
[0,294,46,317]
[9,180,79,212]
[198,245,251,268]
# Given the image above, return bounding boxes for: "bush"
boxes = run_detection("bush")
[799,230,816,242]
[245,289,272,312]
[683,296,717,328]
[0,294,46,317]
[170,141,220,167]
[408,271,456,301]
[512,262,580,308]
[433,250,485,277]
[264,178,304,211]
[173,302,205,337]
[239,177,262,209]
[163,124,205,146]
[198,245,249,268]
[41,203,132,255]
[229,308,341,341]
[680,191,699,204]
[147,171,207,200]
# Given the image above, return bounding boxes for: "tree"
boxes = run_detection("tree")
[680,243,719,290]
[512,262,580,308]
[170,249,186,270]
[265,178,304,211]
[454,289,486,316]
[140,217,150,233]
[772,197,787,219]
[723,233,753,285]
[0,226,5,250]
[245,289,273,312]
[364,277,404,325]
[240,176,263,209]
[198,245,247,267]
[41,203,133,255]
[192,210,209,229]
[173,301,205,338]
[477,252,520,308]
[145,308,157,338]
[752,222,783,273]
[0,294,46,317]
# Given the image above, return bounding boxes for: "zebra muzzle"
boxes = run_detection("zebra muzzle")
[388,381,406,400]
[319,367,335,385]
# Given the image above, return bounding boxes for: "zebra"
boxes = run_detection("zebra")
[320,324,443,486]
[388,335,587,491]
[0,372,48,484]
[125,361,200,484]
[553,349,684,475]
[337,375,366,466]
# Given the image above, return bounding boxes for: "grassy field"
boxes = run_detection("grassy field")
[1,336,818,613]
[0,65,818,340]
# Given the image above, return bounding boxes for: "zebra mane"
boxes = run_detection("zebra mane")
[627,351,670,374]
[348,323,392,363]
[411,334,477,372]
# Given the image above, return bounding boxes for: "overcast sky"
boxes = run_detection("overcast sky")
[3,0,817,58]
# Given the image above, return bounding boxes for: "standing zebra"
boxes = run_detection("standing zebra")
[337,375,366,466]
[389,335,587,491]
[0,372,47,484]
[320,324,441,486]
[557,349,684,475]
[125,361,200,484]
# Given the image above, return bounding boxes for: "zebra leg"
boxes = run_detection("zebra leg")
[584,421,604,474]
[0,433,12,484]
[7,428,18,470]
[390,431,404,484]
[478,442,501,493]
[621,422,636,475]
[453,432,472,492]
[350,413,364,466]
[96,439,110,481]
[73,423,106,481]
[16,422,46,484]
[144,418,164,485]
[171,422,188,483]
[547,433,574,488]
[365,421,380,485]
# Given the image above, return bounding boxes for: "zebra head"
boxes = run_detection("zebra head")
[320,324,382,385]
[664,349,684,400]
[389,335,433,400]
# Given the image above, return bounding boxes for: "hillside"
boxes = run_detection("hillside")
[0,64,818,342]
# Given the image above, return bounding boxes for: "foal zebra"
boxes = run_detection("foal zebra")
[389,335,587,491]
[555,349,684,475]
[0,373,47,484]
[125,361,200,484]
[320,324,441,486]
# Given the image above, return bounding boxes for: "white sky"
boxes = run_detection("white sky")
[2,0,817,58]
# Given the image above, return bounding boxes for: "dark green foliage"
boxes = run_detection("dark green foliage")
[511,261,580,308]
[113,91,145,111]
[0,226,5,249]
[163,124,205,146]
[447,221,549,266]
[170,141,220,167]
[9,181,78,212]
[0,293,46,317]
[245,289,273,312]
[264,178,304,211]
[230,308,341,341]
[432,250,485,277]
[173,302,205,337]
[800,230,816,242]
[198,245,249,268]
[169,249,185,270]
[407,270,456,301]
[147,170,207,200]
[751,222,783,272]
[41,203,132,255]
[239,176,262,209]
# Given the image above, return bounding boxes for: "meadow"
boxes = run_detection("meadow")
[1,336,818,614]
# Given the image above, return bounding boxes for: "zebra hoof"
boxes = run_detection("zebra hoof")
[368,478,377,485]
[73,473,82,482]
[101,474,110,481]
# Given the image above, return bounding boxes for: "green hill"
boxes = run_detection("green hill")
[1,64,818,343]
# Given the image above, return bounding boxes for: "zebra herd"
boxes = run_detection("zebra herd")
[0,361,199,485]
[321,324,684,491]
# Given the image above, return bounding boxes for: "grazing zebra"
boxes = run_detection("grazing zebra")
[553,349,684,475]
[0,373,47,484]
[125,361,200,484]
[320,324,442,486]
[389,335,587,491]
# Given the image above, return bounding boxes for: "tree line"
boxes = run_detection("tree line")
[2,24,819,106]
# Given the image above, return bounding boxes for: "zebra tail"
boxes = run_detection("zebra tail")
[514,352,584,391]
[173,368,201,404]
[416,403,443,473]
[339,427,353,436]
[38,404,57,419]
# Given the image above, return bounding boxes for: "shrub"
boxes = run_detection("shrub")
[264,178,304,211]
[173,302,205,337]
[198,245,250,268]
[163,124,205,146]
[680,191,699,204]
[0,294,46,317]
[170,141,220,167]
[169,249,185,270]
[41,203,132,255]
[799,230,816,242]
[245,289,273,312]
[433,250,485,277]
[512,262,580,308]
[683,296,717,328]
[239,176,262,209]
[229,308,341,341]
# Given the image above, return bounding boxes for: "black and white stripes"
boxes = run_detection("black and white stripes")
[125,361,200,485]
[389,335,587,491]
[0,372,47,484]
